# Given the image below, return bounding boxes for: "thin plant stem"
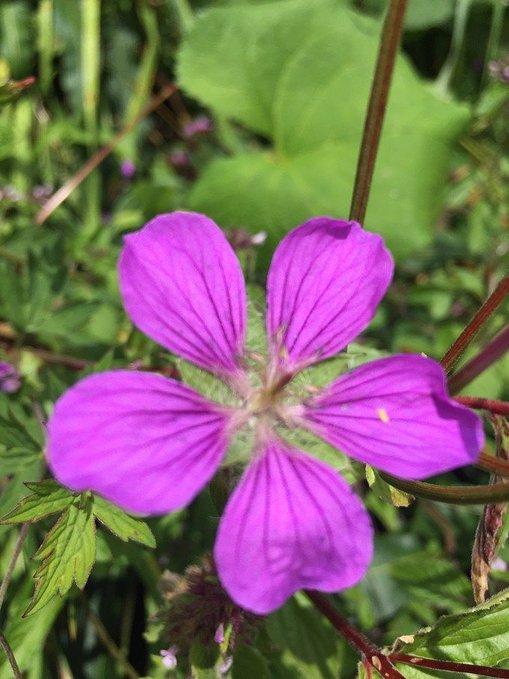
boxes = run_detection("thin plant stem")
[81,595,140,679]
[435,0,473,96]
[0,524,30,616]
[478,450,509,478]
[0,324,90,371]
[448,324,509,394]
[381,473,509,505]
[173,0,194,33]
[390,653,509,678]
[441,275,509,374]
[120,0,161,161]
[305,591,406,679]
[349,0,408,224]
[81,0,101,242]
[456,395,509,417]
[481,0,506,89]
[0,632,22,679]
[36,84,177,224]
[37,0,54,95]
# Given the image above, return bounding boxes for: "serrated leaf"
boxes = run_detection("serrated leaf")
[92,495,156,548]
[25,502,96,616]
[395,588,509,671]
[0,480,75,524]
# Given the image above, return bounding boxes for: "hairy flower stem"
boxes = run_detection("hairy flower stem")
[441,275,509,374]
[456,396,509,417]
[349,0,408,224]
[390,653,509,678]
[381,474,509,505]
[448,325,509,395]
[478,450,509,478]
[305,591,406,679]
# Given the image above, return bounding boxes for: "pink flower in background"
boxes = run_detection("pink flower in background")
[47,212,484,614]
[120,160,137,179]
[0,361,21,393]
[182,115,213,139]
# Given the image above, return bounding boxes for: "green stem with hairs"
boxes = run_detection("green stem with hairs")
[381,473,509,505]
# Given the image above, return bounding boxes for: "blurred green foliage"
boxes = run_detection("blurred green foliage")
[0,0,508,677]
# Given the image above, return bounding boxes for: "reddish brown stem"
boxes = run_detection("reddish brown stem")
[441,276,509,374]
[36,83,177,224]
[305,591,406,679]
[448,325,509,394]
[478,450,509,478]
[349,0,408,224]
[390,653,509,677]
[456,395,509,416]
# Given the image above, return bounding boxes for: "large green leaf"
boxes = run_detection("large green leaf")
[266,593,346,678]
[178,0,468,262]
[393,589,509,677]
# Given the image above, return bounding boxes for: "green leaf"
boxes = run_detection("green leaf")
[92,495,156,548]
[25,501,96,616]
[189,642,220,678]
[395,589,509,673]
[0,576,63,677]
[366,465,413,507]
[0,409,42,473]
[179,0,468,263]
[0,480,75,524]
[232,645,271,678]
[266,593,346,678]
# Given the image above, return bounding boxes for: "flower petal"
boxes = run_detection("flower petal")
[266,217,393,373]
[119,211,247,381]
[214,436,372,614]
[301,355,484,479]
[47,371,231,514]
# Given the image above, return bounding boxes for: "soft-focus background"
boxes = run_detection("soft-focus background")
[0,0,508,677]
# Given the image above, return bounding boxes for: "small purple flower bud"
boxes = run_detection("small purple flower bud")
[160,646,178,670]
[219,656,233,675]
[32,185,53,202]
[493,557,507,571]
[169,150,191,169]
[0,362,21,394]
[214,623,225,644]
[182,115,213,139]
[120,160,137,180]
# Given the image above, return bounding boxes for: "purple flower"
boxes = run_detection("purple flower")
[0,361,21,393]
[120,160,137,180]
[182,115,213,139]
[160,646,178,669]
[46,212,484,615]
